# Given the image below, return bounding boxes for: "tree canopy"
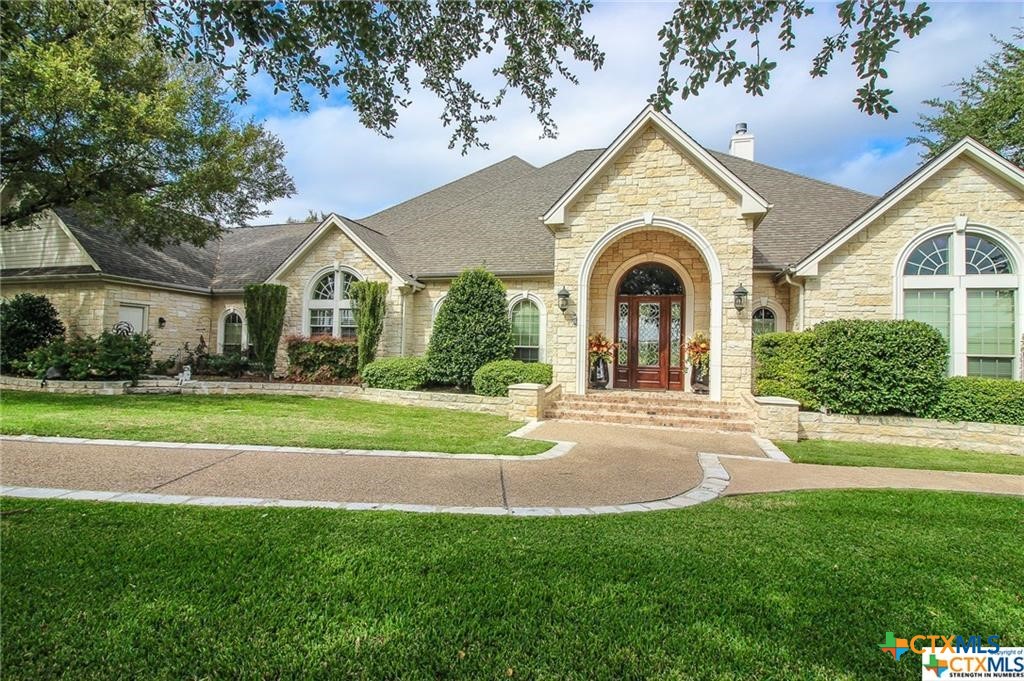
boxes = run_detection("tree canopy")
[0,0,294,246]
[910,29,1023,166]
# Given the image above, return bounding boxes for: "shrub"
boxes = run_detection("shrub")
[243,284,287,378]
[362,357,429,391]
[927,376,1024,425]
[350,280,388,371]
[752,331,819,410]
[427,269,513,388]
[810,319,947,416]
[472,360,553,397]
[284,335,358,383]
[202,353,250,378]
[0,293,65,372]
[21,332,153,382]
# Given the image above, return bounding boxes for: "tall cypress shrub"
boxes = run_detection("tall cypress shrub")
[427,268,513,388]
[243,284,287,379]
[350,280,388,371]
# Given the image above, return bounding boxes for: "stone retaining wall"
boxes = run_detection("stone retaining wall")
[2,375,516,417]
[798,411,1023,456]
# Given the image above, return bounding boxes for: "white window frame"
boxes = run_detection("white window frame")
[507,292,546,362]
[895,223,1023,379]
[116,303,149,334]
[302,265,363,338]
[431,294,448,321]
[217,307,248,354]
[752,298,787,335]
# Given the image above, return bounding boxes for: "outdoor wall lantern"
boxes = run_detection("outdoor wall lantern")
[158,317,167,328]
[732,285,749,311]
[557,286,571,311]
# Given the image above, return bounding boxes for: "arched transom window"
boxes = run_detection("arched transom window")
[510,297,542,362]
[221,311,245,355]
[306,268,360,339]
[752,307,777,337]
[900,229,1020,379]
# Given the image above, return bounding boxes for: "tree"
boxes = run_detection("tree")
[350,281,389,372]
[0,0,294,246]
[910,29,1023,165]
[243,284,288,379]
[0,293,65,373]
[427,269,513,389]
[652,1,932,118]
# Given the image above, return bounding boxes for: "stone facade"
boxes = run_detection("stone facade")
[803,157,1024,324]
[552,123,755,398]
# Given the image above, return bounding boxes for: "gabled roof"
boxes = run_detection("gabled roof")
[793,137,1024,276]
[542,106,770,226]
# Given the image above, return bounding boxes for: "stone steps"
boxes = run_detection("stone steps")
[544,391,754,433]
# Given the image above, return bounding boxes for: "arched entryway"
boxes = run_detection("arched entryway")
[613,262,686,390]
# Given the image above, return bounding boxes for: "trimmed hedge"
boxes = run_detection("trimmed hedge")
[361,357,429,391]
[752,331,819,410]
[0,293,65,373]
[928,377,1024,426]
[284,336,358,383]
[244,284,287,378]
[202,353,250,378]
[472,360,552,397]
[19,332,153,383]
[810,319,947,416]
[427,269,513,388]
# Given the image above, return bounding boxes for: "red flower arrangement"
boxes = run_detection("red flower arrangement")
[685,331,710,375]
[588,332,618,363]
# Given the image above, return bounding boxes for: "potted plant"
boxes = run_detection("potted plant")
[588,333,616,389]
[685,331,710,394]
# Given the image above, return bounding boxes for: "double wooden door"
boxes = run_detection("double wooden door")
[613,295,685,390]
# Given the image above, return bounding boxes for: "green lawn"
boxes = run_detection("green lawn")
[779,439,1024,476]
[0,390,550,455]
[2,491,1022,680]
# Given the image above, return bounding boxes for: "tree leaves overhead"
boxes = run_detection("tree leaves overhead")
[148,0,605,153]
[651,0,932,117]
[0,0,294,246]
[909,29,1024,166]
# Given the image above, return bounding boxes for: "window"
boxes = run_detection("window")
[617,263,683,295]
[899,229,1020,379]
[510,298,541,362]
[751,307,777,337]
[221,311,244,355]
[116,304,147,334]
[306,268,360,339]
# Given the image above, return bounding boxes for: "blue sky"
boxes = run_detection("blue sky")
[235,2,1023,223]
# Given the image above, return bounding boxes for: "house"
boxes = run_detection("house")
[2,106,1022,400]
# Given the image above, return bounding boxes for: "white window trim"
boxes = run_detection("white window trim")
[217,307,248,354]
[894,223,1023,379]
[116,302,149,334]
[752,299,786,333]
[431,294,448,321]
[302,264,364,338]
[507,292,546,362]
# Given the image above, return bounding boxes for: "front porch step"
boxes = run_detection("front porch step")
[544,407,754,433]
[555,396,748,419]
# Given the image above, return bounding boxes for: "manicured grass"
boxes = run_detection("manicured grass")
[0,390,550,455]
[2,491,1022,679]
[779,438,1024,476]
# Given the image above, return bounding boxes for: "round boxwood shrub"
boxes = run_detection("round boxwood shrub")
[472,360,552,397]
[927,376,1024,425]
[362,357,429,391]
[752,331,819,410]
[0,293,65,373]
[810,319,947,416]
[427,269,513,388]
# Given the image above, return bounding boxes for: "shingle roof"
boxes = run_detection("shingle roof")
[708,152,878,270]
[42,141,881,290]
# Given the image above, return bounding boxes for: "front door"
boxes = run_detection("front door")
[614,294,685,390]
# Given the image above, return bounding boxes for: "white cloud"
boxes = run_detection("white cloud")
[254,2,1023,221]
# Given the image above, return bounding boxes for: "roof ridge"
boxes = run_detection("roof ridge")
[339,215,390,239]
[708,149,879,200]
[359,155,536,226]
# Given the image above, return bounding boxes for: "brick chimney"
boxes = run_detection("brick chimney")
[729,122,754,161]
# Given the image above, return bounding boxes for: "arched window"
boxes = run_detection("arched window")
[306,268,360,339]
[900,229,1020,379]
[221,311,245,355]
[617,263,684,295]
[752,307,777,336]
[510,297,542,362]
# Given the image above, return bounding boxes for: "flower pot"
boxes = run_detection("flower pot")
[690,364,709,395]
[590,357,610,389]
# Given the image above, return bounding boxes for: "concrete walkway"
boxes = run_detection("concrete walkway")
[1,422,1021,514]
